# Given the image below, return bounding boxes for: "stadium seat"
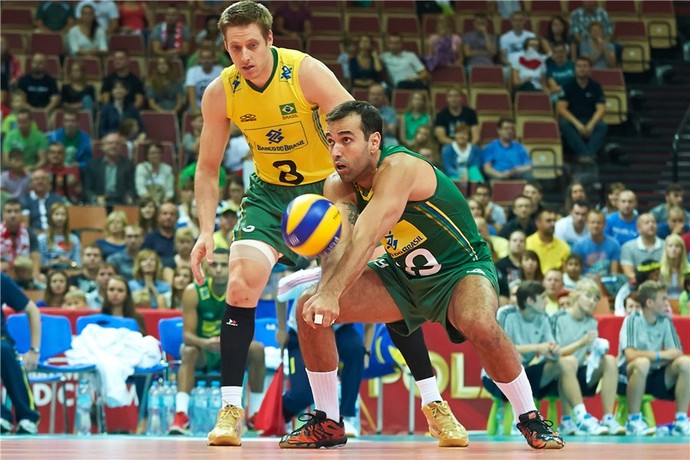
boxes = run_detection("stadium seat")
[307,35,343,60]
[391,89,414,112]
[79,229,105,247]
[68,205,107,231]
[274,36,303,51]
[527,0,566,22]
[64,56,103,82]
[430,65,466,87]
[1,7,34,30]
[479,120,498,146]
[310,12,344,36]
[641,0,677,49]
[383,13,420,38]
[3,31,26,54]
[53,110,94,135]
[604,0,639,18]
[345,12,382,36]
[112,205,139,225]
[514,92,554,136]
[140,111,181,145]
[592,68,628,125]
[30,110,50,132]
[28,33,65,57]
[491,180,527,206]
[401,37,422,56]
[108,34,146,56]
[616,20,651,73]
[379,0,417,14]
[474,91,512,124]
[521,120,563,180]
[520,120,560,144]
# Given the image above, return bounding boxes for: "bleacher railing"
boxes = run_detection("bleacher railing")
[671,106,690,183]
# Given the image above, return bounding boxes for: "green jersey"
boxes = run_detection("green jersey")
[194,279,226,371]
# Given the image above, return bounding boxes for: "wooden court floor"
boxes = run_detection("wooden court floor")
[1,434,688,460]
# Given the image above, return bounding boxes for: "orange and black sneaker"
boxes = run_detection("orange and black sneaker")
[516,410,565,450]
[278,410,347,449]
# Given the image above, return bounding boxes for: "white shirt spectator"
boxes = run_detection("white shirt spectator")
[185,65,223,111]
[75,1,118,32]
[66,24,108,56]
[380,51,426,87]
[554,215,588,247]
[500,29,536,62]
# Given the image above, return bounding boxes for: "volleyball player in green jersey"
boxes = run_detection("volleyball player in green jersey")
[192,1,462,447]
[282,101,565,450]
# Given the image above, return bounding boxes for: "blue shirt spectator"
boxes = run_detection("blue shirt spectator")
[47,122,93,169]
[572,234,620,276]
[605,212,638,246]
[482,118,531,180]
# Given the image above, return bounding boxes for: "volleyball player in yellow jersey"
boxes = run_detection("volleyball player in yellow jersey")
[192,1,465,448]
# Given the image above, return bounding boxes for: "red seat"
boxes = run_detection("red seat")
[63,56,102,82]
[480,120,498,145]
[140,111,180,145]
[454,1,491,14]
[310,13,344,36]
[469,65,504,89]
[474,92,512,117]
[430,65,467,86]
[604,0,639,18]
[380,0,417,14]
[28,33,65,56]
[345,12,382,36]
[109,34,146,56]
[515,93,552,117]
[640,0,674,15]
[351,88,368,101]
[591,69,626,91]
[30,110,50,132]
[401,37,422,56]
[1,7,34,30]
[383,13,420,37]
[307,36,343,60]
[53,110,94,135]
[615,20,647,40]
[492,180,527,205]
[274,36,303,51]
[3,32,26,54]
[391,89,414,111]
[521,120,560,144]
[527,1,565,16]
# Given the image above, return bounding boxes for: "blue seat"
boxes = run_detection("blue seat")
[158,317,184,378]
[254,317,279,348]
[256,298,277,318]
[76,314,139,334]
[7,314,100,433]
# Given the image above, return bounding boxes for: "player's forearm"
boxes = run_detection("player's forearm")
[321,232,377,301]
[194,164,220,234]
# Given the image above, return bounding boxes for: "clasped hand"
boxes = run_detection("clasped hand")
[302,292,339,329]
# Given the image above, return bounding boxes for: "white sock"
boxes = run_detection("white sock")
[306,369,340,421]
[416,376,442,407]
[248,392,264,417]
[573,403,587,421]
[221,386,243,408]
[175,392,190,414]
[494,367,537,421]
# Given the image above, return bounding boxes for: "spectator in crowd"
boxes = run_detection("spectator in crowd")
[61,61,97,112]
[167,248,265,435]
[12,256,46,291]
[195,14,224,48]
[475,216,509,260]
[554,199,589,247]
[482,117,532,180]
[16,54,60,112]
[423,15,463,71]
[569,1,614,45]
[510,37,547,96]
[43,143,82,203]
[600,181,626,216]
[0,273,41,435]
[163,265,193,310]
[222,177,245,211]
[37,202,81,270]
[441,123,483,183]
[135,142,175,204]
[223,124,251,176]
[520,250,544,282]
[659,234,689,299]
[573,209,621,277]
[172,227,195,273]
[47,109,93,169]
[0,198,40,277]
[614,259,660,317]
[543,268,564,314]
[408,125,440,168]
[138,198,158,234]
[367,84,399,146]
[68,244,103,294]
[179,154,227,193]
[433,87,479,146]
[678,274,690,316]
[177,181,199,239]
[563,182,588,216]
[616,280,690,436]
[380,33,429,90]
[1,38,21,98]
[620,213,664,279]
[658,206,690,239]
[337,36,357,83]
[551,278,625,435]
[0,149,31,199]
[102,275,146,334]
[546,43,575,104]
[556,56,606,164]
[107,224,144,281]
[605,190,639,247]
[117,1,154,36]
[142,201,178,268]
[496,229,526,289]
[500,195,537,238]
[64,289,89,309]
[213,202,238,251]
[526,208,570,275]
[150,5,191,62]
[3,109,49,171]
[101,49,145,109]
[2,92,28,137]
[83,132,135,206]
[118,116,148,159]
[35,1,75,33]
[650,183,690,224]
[146,57,185,114]
[185,48,223,114]
[472,182,506,232]
[273,0,311,43]
[399,91,432,150]
[182,111,203,164]
[66,3,108,57]
[485,281,601,435]
[462,12,498,70]
[542,16,575,58]
[20,170,68,232]
[129,249,170,309]
[578,22,616,69]
[85,262,117,310]
[349,35,384,90]
[562,253,583,289]
[95,210,128,259]
[523,181,545,218]
[500,10,536,66]
[99,81,144,138]
[76,0,119,36]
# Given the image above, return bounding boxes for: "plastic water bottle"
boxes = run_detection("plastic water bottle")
[208,381,223,433]
[190,381,208,435]
[146,380,162,436]
[656,423,672,437]
[75,379,92,436]
[161,381,175,430]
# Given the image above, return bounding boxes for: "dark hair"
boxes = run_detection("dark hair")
[525,179,543,193]
[475,182,491,194]
[80,4,99,40]
[637,280,666,308]
[325,100,383,142]
[497,117,516,129]
[635,259,661,286]
[516,281,545,310]
[576,56,592,66]
[3,197,22,211]
[570,199,590,211]
[102,275,146,333]
[565,253,583,266]
[520,250,544,282]
[44,269,69,307]
[546,15,569,42]
[666,183,684,195]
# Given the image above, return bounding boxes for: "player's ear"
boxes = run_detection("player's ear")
[369,131,381,153]
[266,30,274,47]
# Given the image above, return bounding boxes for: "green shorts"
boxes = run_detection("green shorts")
[233,173,325,266]
[203,350,221,372]
[368,255,499,344]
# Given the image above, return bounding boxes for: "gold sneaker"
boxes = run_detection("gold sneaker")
[422,401,469,447]
[207,405,244,446]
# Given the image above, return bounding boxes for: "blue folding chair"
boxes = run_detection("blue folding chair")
[254,317,279,348]
[158,317,184,377]
[76,314,139,335]
[7,314,100,433]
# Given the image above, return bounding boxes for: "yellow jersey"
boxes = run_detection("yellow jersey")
[220,47,332,186]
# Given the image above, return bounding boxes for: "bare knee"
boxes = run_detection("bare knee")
[558,355,579,374]
[673,355,690,374]
[629,357,651,376]
[181,345,200,364]
[603,354,617,370]
[453,307,501,344]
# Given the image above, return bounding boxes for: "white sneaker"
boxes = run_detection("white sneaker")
[577,413,609,435]
[0,418,13,434]
[626,416,656,436]
[671,416,690,436]
[601,416,626,435]
[16,419,37,435]
[343,416,359,438]
[558,417,579,435]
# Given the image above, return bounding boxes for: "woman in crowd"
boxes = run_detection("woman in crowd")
[542,15,575,59]
[349,35,384,90]
[424,15,462,71]
[66,3,108,57]
[182,111,203,165]
[135,142,175,204]
[117,1,154,36]
[95,210,128,259]
[102,275,146,334]
[511,37,547,97]
[441,122,483,182]
[659,234,690,299]
[145,57,184,114]
[520,250,544,282]
[37,270,70,307]
[129,249,170,309]
[163,266,193,310]
[563,181,588,215]
[37,203,81,270]
[399,91,432,149]
[61,60,97,111]
[600,181,626,215]
[138,198,158,234]
[172,228,194,273]
[176,181,199,238]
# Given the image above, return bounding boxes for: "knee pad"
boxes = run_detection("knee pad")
[229,240,278,274]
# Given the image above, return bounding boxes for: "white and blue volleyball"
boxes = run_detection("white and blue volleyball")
[281,194,342,258]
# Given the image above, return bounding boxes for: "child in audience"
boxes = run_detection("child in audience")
[64,289,88,309]
[563,254,583,289]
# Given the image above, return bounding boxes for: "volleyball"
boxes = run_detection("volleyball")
[281,194,342,258]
